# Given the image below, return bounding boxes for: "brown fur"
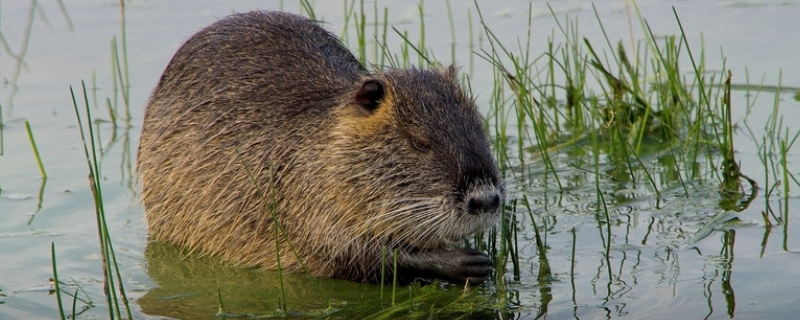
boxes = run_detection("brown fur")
[138,11,503,284]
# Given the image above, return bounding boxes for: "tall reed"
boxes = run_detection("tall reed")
[71,82,132,320]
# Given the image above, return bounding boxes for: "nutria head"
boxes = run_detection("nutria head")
[324,66,504,252]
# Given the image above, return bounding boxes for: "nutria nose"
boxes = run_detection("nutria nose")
[467,192,501,215]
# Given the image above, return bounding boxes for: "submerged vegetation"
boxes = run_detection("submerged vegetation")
[0,0,792,319]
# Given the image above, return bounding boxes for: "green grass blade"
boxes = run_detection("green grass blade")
[51,243,66,320]
[24,120,47,178]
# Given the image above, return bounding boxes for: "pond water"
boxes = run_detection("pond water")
[1,0,798,319]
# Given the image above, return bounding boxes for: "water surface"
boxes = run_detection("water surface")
[0,1,798,319]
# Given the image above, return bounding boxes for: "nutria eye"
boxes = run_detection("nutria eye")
[410,137,430,153]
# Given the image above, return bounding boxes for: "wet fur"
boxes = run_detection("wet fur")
[138,11,503,284]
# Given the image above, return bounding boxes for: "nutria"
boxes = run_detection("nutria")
[137,11,503,284]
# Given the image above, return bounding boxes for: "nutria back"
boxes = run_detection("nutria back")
[138,11,503,284]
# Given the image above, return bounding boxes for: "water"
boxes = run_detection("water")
[0,0,798,319]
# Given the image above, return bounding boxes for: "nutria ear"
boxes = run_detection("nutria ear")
[354,78,385,112]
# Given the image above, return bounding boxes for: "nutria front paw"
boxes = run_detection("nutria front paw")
[436,248,494,284]
[399,248,493,285]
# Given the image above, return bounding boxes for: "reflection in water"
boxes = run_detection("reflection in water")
[94,118,136,195]
[26,176,46,225]
[2,1,35,113]
[522,194,554,319]
[140,241,516,320]
[699,230,736,319]
[2,1,70,113]
[512,147,763,318]
[0,1,72,154]
[721,230,736,318]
